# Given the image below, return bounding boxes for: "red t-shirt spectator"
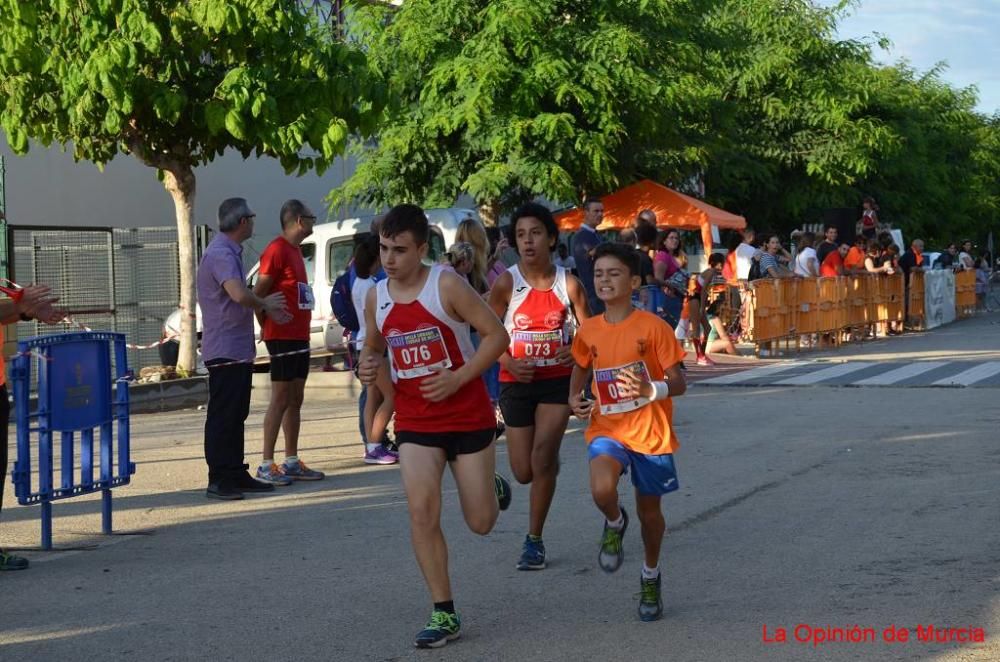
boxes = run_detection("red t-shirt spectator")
[816,240,843,277]
[259,236,313,341]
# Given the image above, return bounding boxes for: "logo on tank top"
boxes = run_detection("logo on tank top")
[513,313,532,330]
[543,309,565,330]
[515,286,528,293]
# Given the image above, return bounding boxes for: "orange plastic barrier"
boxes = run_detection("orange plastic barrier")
[908,271,925,327]
[955,270,977,317]
[740,271,935,351]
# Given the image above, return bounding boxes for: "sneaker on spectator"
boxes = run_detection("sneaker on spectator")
[256,463,293,486]
[281,460,325,481]
[696,355,715,367]
[364,446,399,465]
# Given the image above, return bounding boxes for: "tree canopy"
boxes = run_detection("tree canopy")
[335,0,1000,248]
[0,0,384,369]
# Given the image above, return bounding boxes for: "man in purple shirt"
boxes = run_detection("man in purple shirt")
[197,197,290,500]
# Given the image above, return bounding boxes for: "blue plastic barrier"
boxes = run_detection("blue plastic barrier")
[11,332,134,550]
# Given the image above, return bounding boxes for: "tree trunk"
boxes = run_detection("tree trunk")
[162,166,198,374]
[478,199,501,227]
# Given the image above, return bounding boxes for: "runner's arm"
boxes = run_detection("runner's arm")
[441,270,509,386]
[565,275,592,321]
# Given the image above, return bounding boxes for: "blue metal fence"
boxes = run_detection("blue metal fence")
[11,331,134,550]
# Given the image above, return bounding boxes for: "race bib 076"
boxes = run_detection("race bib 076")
[386,326,452,379]
[594,360,651,415]
[511,330,563,366]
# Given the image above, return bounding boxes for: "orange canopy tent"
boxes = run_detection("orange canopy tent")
[554,179,746,253]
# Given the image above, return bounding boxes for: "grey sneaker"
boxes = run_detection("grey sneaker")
[638,573,663,622]
[598,507,628,573]
[280,460,325,481]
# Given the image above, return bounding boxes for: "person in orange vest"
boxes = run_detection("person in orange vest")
[1,283,65,570]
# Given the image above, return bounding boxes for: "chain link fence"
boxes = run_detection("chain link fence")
[9,225,211,373]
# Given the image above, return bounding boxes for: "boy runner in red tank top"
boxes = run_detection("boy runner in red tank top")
[358,205,512,650]
[488,203,590,571]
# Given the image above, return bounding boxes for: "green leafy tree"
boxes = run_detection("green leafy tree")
[698,0,896,232]
[0,0,382,370]
[333,0,708,223]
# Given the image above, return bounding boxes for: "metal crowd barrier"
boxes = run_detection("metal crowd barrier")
[11,331,135,550]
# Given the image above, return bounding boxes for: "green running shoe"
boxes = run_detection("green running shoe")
[414,609,461,649]
[638,574,663,622]
[598,507,628,573]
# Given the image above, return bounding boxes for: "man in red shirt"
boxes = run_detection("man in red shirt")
[253,200,325,484]
[816,224,845,277]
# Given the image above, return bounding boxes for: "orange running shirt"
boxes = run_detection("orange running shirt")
[571,309,684,455]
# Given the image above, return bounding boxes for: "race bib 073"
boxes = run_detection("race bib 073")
[386,326,452,379]
[511,330,563,366]
[594,360,651,415]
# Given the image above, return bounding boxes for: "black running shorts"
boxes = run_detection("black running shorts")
[499,375,571,428]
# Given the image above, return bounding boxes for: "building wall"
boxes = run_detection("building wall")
[1,136,371,260]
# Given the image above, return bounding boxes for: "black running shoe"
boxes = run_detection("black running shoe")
[494,473,512,511]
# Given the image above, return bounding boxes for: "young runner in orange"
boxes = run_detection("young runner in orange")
[488,203,590,570]
[569,243,687,622]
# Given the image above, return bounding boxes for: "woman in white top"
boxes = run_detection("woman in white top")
[794,231,819,277]
[958,240,976,271]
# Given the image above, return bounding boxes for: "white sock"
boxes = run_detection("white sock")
[285,455,299,467]
[642,564,660,580]
[365,443,380,453]
[260,459,273,471]
[606,512,624,530]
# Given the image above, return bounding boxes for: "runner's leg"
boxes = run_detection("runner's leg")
[526,403,571,537]
[450,442,500,536]
[399,443,452,602]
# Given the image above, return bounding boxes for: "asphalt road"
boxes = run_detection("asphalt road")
[2,315,998,661]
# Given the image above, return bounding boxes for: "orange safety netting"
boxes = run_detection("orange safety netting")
[554,179,746,251]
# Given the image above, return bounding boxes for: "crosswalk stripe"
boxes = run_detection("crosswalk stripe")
[852,361,949,386]
[696,361,808,385]
[931,361,1000,386]
[774,362,876,385]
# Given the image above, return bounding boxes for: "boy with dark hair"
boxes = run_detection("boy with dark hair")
[569,242,687,622]
[359,203,513,648]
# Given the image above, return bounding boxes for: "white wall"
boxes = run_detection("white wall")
[0,136,373,259]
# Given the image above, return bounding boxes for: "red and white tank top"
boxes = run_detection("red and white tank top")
[375,266,494,433]
[862,209,877,230]
[499,264,574,383]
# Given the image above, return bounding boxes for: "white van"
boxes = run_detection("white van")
[161,207,482,365]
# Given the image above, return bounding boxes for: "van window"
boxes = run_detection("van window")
[301,242,316,285]
[328,239,356,282]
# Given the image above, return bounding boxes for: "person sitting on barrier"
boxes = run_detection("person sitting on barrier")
[701,254,740,357]
[794,232,820,278]
[759,235,794,279]
[1,283,68,570]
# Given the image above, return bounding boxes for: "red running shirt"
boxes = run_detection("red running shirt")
[259,236,314,341]
[375,266,494,433]
[500,265,574,383]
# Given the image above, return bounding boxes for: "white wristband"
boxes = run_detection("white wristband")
[650,380,669,401]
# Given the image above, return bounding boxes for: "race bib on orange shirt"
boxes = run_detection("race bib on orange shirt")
[297,282,315,310]
[594,360,651,415]
[511,330,563,366]
[386,326,452,379]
